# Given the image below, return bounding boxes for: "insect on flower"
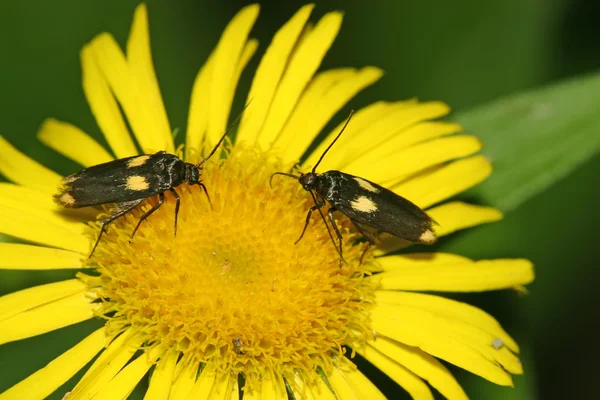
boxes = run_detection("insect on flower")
[271,111,437,263]
[54,109,247,257]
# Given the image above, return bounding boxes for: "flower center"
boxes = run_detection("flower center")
[83,145,377,384]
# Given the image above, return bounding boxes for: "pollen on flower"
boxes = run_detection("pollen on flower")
[81,144,378,387]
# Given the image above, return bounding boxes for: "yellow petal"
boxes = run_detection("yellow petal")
[0,243,84,270]
[306,101,450,171]
[392,155,492,208]
[78,329,131,382]
[145,350,178,400]
[430,201,503,237]
[243,373,286,400]
[366,340,468,400]
[94,348,161,400]
[0,327,106,400]
[346,135,482,185]
[0,192,87,236]
[207,5,259,146]
[276,67,383,165]
[169,362,199,400]
[357,345,434,400]
[371,306,519,385]
[257,12,343,149]
[0,136,62,192]
[375,251,470,264]
[69,331,145,400]
[80,45,138,159]
[333,121,462,172]
[0,291,99,345]
[375,290,518,352]
[328,367,386,400]
[0,183,56,210]
[184,368,216,400]
[374,202,502,256]
[237,4,314,144]
[0,204,90,253]
[126,4,174,153]
[377,258,534,292]
[37,119,114,167]
[205,373,234,400]
[186,51,215,160]
[0,279,86,322]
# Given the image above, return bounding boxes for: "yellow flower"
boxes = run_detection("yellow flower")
[0,4,534,400]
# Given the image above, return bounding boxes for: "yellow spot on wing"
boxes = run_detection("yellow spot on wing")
[57,193,76,206]
[126,175,150,191]
[354,177,379,193]
[127,155,151,168]
[350,196,378,213]
[419,229,436,244]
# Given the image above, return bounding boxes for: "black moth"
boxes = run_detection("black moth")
[271,110,437,263]
[55,124,232,258]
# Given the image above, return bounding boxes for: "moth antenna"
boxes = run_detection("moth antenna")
[312,110,355,174]
[196,100,253,168]
[269,172,300,188]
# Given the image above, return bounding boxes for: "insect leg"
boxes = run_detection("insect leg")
[352,220,379,265]
[326,207,346,266]
[131,193,165,239]
[170,188,181,235]
[194,182,213,209]
[89,199,144,258]
[295,202,323,244]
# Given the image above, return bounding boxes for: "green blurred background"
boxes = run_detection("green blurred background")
[0,1,598,399]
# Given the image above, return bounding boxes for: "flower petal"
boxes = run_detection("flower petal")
[144,350,178,400]
[376,252,471,266]
[186,50,215,159]
[305,101,450,171]
[376,258,534,292]
[374,290,519,352]
[37,119,114,167]
[94,347,161,400]
[0,204,90,253]
[0,291,99,345]
[184,371,233,400]
[168,362,199,399]
[289,372,336,400]
[323,120,462,173]
[392,155,492,208]
[184,368,216,399]
[374,202,503,255]
[276,67,383,165]
[126,4,174,153]
[362,341,467,400]
[0,183,55,210]
[357,345,434,400]
[0,243,84,270]
[69,331,145,400]
[328,367,386,400]
[237,5,314,144]
[0,327,106,400]
[0,279,86,322]
[81,45,138,158]
[346,135,482,185]
[371,305,520,385]
[243,373,286,400]
[0,136,62,192]
[207,5,259,146]
[257,12,343,149]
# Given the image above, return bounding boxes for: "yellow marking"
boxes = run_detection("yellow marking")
[127,155,151,168]
[350,196,378,213]
[354,177,379,193]
[58,192,76,206]
[419,229,436,244]
[126,175,150,191]
[63,175,78,184]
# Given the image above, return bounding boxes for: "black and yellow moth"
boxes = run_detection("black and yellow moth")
[271,111,436,262]
[55,127,230,258]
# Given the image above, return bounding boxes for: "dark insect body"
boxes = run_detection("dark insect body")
[271,111,436,264]
[54,110,244,257]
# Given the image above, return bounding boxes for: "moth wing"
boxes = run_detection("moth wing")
[330,174,436,244]
[54,153,172,207]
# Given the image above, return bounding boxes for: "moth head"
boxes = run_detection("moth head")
[298,172,317,192]
[187,163,201,184]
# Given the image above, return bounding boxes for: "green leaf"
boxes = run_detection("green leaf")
[454,71,600,212]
